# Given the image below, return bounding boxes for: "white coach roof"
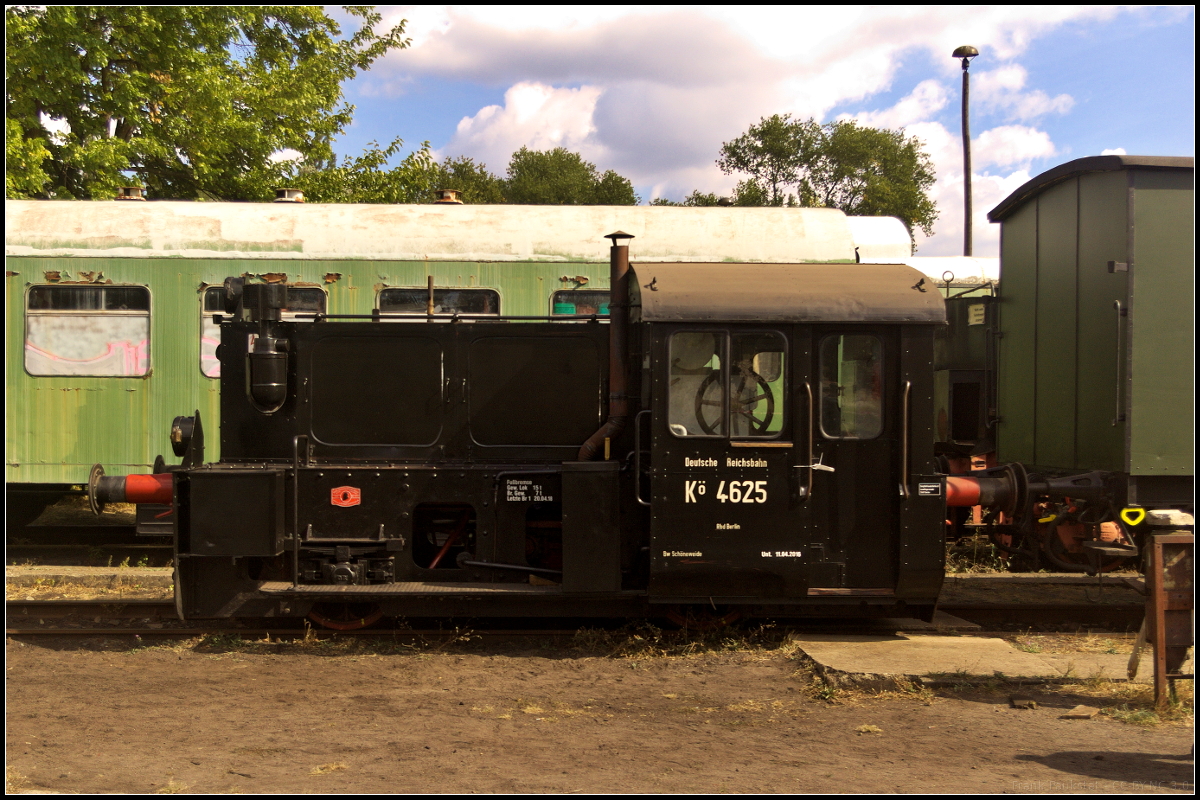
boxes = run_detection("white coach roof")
[5,200,912,264]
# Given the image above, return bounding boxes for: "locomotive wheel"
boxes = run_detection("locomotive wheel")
[694,369,774,436]
[664,606,742,632]
[307,602,385,631]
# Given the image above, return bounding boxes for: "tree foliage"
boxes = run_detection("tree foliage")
[6,118,51,198]
[5,6,408,200]
[716,114,815,207]
[504,147,638,205]
[283,137,437,204]
[435,156,506,204]
[717,114,938,240]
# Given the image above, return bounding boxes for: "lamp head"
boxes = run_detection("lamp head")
[952,45,979,69]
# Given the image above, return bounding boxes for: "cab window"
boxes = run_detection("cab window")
[668,330,785,438]
[26,285,150,377]
[819,334,883,439]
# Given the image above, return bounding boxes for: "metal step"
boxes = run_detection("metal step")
[1081,541,1139,558]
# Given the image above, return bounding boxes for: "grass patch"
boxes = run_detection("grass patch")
[5,578,173,601]
[945,533,1008,573]
[309,763,347,776]
[571,621,787,659]
[5,766,31,794]
[154,777,189,793]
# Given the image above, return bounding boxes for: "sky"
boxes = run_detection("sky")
[332,6,1195,256]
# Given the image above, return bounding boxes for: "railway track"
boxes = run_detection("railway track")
[5,598,1145,637]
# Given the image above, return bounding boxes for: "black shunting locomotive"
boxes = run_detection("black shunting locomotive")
[94,233,955,623]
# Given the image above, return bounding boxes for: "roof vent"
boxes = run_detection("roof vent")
[274,188,306,203]
[433,188,464,205]
[116,186,146,201]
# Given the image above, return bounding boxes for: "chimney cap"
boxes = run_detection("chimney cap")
[274,187,306,203]
[116,186,147,201]
[433,188,464,204]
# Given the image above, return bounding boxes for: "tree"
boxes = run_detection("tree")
[284,137,438,204]
[435,155,506,204]
[651,190,726,207]
[503,147,638,205]
[716,114,818,206]
[6,118,51,198]
[5,6,408,200]
[717,114,938,242]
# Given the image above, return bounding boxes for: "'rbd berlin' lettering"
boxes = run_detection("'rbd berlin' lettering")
[726,457,767,468]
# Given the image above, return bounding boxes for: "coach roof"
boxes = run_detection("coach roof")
[988,155,1194,222]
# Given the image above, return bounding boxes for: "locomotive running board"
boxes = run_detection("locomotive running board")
[259,580,563,595]
[806,588,896,596]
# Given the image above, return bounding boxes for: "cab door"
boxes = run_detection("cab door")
[803,327,901,590]
[648,326,808,599]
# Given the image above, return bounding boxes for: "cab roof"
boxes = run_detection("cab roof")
[630,262,946,324]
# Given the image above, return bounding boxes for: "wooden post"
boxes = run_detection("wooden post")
[1145,532,1194,711]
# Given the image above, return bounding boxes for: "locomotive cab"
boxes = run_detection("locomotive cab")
[633,263,948,618]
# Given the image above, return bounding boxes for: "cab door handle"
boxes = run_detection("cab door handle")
[794,381,813,501]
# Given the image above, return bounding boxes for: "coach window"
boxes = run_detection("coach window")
[551,290,609,316]
[201,286,326,377]
[26,285,151,377]
[819,334,883,439]
[377,287,500,317]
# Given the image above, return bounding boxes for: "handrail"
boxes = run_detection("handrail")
[634,409,652,507]
[1113,301,1126,425]
[292,313,608,322]
[899,381,911,499]
[291,434,307,588]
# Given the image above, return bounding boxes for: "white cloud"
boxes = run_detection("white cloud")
[440,82,604,171]
[38,112,71,145]
[848,80,950,130]
[916,169,1030,256]
[891,120,1050,256]
[268,149,303,163]
[972,64,1074,121]
[357,5,1165,253]
[1101,147,1127,156]
[974,125,1057,169]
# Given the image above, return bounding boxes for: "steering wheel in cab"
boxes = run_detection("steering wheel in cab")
[694,367,775,436]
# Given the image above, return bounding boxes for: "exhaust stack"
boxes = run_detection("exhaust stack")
[578,231,633,461]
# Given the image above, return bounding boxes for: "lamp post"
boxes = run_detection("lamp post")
[953,45,979,257]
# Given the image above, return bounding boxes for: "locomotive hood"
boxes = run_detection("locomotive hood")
[629,262,947,324]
